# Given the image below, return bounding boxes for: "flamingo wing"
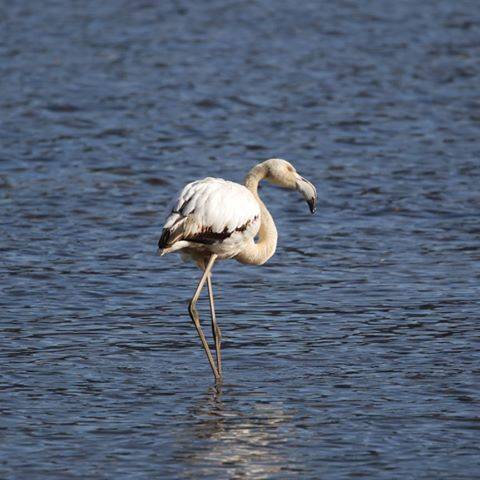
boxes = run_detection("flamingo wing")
[158,178,260,252]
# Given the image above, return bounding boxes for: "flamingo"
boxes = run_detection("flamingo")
[158,158,317,381]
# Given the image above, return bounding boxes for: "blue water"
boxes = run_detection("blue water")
[1,0,479,478]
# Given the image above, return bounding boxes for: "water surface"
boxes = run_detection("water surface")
[1,0,480,478]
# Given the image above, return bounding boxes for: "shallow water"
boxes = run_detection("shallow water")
[1,0,480,478]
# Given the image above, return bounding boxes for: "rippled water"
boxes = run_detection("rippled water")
[1,0,480,478]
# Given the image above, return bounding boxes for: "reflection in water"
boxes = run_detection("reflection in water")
[174,386,294,479]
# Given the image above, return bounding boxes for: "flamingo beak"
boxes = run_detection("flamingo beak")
[296,175,317,214]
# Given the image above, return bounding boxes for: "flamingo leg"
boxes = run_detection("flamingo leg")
[207,274,222,376]
[188,254,220,380]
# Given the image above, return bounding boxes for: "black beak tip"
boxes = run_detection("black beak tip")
[307,198,317,214]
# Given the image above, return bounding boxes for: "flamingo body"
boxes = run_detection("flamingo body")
[159,177,261,260]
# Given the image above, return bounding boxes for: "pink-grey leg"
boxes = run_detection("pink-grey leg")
[188,254,220,381]
[207,274,222,377]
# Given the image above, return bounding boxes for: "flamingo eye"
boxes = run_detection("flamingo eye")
[287,165,294,172]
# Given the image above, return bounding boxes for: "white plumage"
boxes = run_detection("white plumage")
[159,177,261,260]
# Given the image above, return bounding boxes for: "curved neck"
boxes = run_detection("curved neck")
[235,164,278,265]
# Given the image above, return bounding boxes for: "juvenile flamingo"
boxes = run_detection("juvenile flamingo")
[158,158,317,381]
